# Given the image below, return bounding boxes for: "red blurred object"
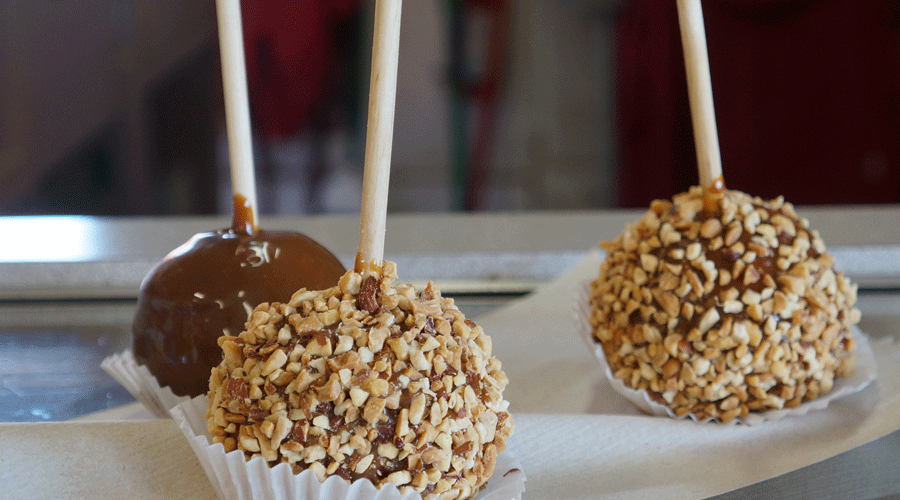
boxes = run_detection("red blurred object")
[241,0,358,139]
[447,0,511,210]
[464,0,510,210]
[617,0,900,207]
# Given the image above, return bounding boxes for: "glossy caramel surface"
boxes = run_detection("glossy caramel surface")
[132,229,345,396]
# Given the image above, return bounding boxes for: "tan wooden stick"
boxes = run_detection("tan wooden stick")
[676,0,724,192]
[356,0,403,272]
[215,0,258,232]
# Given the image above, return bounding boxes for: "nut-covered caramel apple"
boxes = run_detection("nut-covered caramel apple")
[207,262,513,500]
[589,187,859,422]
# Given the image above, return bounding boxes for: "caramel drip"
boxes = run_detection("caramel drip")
[354,253,384,275]
[702,176,726,213]
[232,193,257,235]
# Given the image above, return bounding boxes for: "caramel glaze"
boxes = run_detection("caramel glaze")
[232,193,258,235]
[132,228,345,397]
[354,252,383,275]
[702,176,726,213]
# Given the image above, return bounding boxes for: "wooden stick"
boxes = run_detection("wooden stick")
[356,0,403,273]
[215,0,258,233]
[676,0,724,193]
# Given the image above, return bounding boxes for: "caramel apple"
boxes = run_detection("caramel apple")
[207,262,512,499]
[132,197,345,397]
[589,187,859,421]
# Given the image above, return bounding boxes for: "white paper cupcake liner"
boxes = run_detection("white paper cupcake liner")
[171,395,526,500]
[100,350,193,418]
[575,279,877,426]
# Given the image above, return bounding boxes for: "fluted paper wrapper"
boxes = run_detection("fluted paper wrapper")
[575,280,877,425]
[171,396,525,500]
[101,350,193,418]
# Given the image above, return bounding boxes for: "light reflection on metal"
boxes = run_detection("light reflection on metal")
[0,216,102,263]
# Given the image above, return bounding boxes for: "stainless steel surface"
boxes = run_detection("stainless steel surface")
[2,206,899,299]
[0,303,133,422]
[708,429,900,500]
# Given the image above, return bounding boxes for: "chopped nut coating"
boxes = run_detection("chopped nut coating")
[207,263,512,499]
[589,187,859,422]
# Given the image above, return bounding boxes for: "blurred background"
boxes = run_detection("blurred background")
[0,0,898,217]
